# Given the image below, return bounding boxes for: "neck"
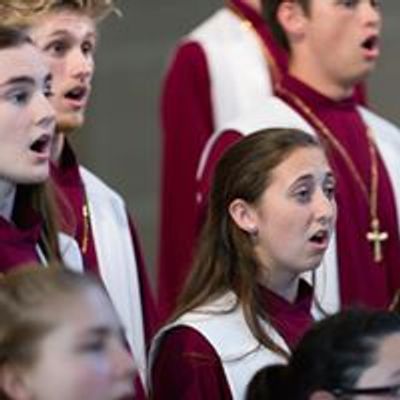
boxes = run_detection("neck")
[51,131,66,166]
[260,269,300,303]
[0,180,16,221]
[289,55,354,101]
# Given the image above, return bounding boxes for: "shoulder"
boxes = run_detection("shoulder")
[150,324,231,400]
[189,8,238,42]
[158,325,220,363]
[169,40,206,67]
[197,98,314,179]
[212,98,314,141]
[167,9,234,69]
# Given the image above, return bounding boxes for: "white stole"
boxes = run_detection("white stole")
[80,167,147,390]
[36,232,84,271]
[188,8,273,132]
[150,292,288,400]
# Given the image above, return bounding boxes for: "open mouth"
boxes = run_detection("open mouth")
[64,86,87,102]
[361,35,379,52]
[309,230,329,246]
[30,134,51,154]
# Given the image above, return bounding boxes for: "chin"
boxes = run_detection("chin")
[17,173,49,185]
[56,112,85,134]
[307,257,325,272]
[351,67,373,85]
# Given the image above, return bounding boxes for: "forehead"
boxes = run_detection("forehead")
[358,333,400,386]
[29,10,96,40]
[270,146,330,182]
[51,286,120,332]
[0,44,49,85]
[375,333,400,365]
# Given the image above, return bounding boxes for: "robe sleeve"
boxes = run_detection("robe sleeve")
[128,214,159,345]
[126,215,159,400]
[158,41,214,321]
[151,326,232,400]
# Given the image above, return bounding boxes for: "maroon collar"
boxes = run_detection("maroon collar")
[51,140,83,188]
[260,279,314,349]
[0,191,42,272]
[280,74,357,111]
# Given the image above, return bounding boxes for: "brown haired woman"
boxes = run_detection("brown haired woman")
[0,26,81,271]
[150,128,337,400]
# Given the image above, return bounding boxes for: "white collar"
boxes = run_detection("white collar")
[0,180,16,221]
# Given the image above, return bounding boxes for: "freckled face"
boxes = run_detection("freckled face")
[29,11,96,134]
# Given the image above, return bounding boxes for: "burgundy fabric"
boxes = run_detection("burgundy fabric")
[158,0,287,322]
[0,189,42,272]
[353,82,368,107]
[277,75,400,308]
[261,279,314,348]
[52,142,159,400]
[151,281,313,399]
[158,40,213,321]
[152,327,232,400]
[197,130,243,221]
[51,141,99,274]
[128,216,160,344]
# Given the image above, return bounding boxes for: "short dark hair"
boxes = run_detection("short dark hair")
[247,308,400,400]
[261,0,310,51]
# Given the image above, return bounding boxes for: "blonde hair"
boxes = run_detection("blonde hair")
[0,0,118,28]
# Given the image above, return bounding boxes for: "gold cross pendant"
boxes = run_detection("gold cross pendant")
[366,218,388,263]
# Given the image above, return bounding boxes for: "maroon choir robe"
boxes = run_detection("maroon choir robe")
[151,280,314,399]
[276,75,400,308]
[0,189,42,272]
[51,141,158,400]
[158,0,288,321]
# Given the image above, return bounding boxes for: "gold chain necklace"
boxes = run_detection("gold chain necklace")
[81,193,91,254]
[276,83,388,263]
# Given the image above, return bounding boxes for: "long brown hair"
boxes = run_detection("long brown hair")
[174,128,322,358]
